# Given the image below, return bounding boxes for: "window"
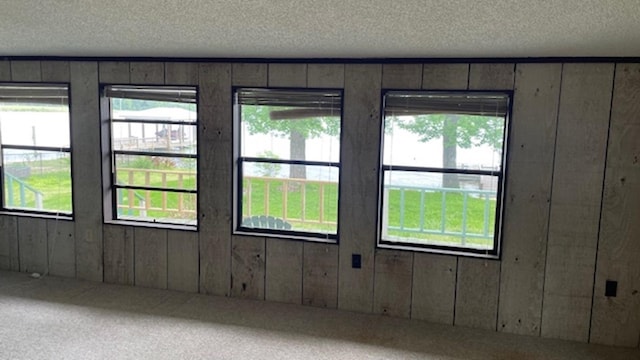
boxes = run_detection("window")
[234,88,342,241]
[379,91,510,256]
[104,85,198,226]
[0,84,72,216]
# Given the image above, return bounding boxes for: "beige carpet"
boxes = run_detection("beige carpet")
[0,271,637,360]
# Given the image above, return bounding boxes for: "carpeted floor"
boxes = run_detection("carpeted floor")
[0,270,638,359]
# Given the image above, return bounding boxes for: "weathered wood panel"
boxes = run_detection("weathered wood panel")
[373,249,413,318]
[10,61,41,81]
[422,64,469,89]
[337,64,382,313]
[17,217,47,274]
[198,63,232,296]
[231,235,265,299]
[134,227,168,289]
[469,63,515,90]
[0,216,19,271]
[41,61,70,82]
[453,63,515,330]
[498,63,562,336]
[590,63,640,347]
[268,63,306,87]
[265,238,302,304]
[98,61,130,83]
[165,62,198,85]
[70,61,103,282]
[455,257,501,330]
[0,61,10,81]
[130,62,164,84]
[302,242,338,308]
[382,64,422,89]
[232,63,267,86]
[103,224,134,285]
[168,230,199,293]
[307,64,344,88]
[46,219,75,278]
[541,63,614,342]
[411,253,457,324]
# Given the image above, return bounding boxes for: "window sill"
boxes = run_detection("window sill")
[234,229,337,244]
[377,241,500,260]
[0,210,73,221]
[105,219,197,232]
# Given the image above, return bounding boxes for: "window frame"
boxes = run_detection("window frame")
[232,86,344,242]
[102,84,199,228]
[377,89,512,258]
[0,82,74,218]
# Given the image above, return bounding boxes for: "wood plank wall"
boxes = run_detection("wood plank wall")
[0,59,639,348]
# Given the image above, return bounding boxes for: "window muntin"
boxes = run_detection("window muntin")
[380,91,509,256]
[234,88,342,240]
[0,84,72,215]
[106,85,198,226]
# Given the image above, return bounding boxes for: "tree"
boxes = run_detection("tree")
[396,114,504,188]
[241,105,340,178]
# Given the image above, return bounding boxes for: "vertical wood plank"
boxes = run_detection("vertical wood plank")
[382,64,422,89]
[411,253,457,324]
[165,62,199,85]
[338,64,382,313]
[469,63,515,90]
[98,61,130,84]
[268,63,307,87]
[422,64,469,89]
[70,61,103,282]
[373,249,413,318]
[590,63,640,347]
[10,61,41,81]
[168,229,199,293]
[0,216,18,271]
[498,63,562,336]
[302,242,338,308]
[46,219,75,278]
[130,62,164,84]
[410,64,467,327]
[541,63,614,342]
[17,217,47,274]
[134,227,168,289]
[453,63,515,331]
[455,257,501,330]
[199,63,232,296]
[0,61,10,81]
[265,238,302,304]
[103,224,134,285]
[41,61,70,82]
[307,64,344,88]
[232,63,267,87]
[231,235,265,299]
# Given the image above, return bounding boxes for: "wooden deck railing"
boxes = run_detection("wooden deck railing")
[116,168,196,219]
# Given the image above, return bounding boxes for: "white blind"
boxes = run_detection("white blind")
[385,91,509,117]
[0,84,68,105]
[105,85,196,103]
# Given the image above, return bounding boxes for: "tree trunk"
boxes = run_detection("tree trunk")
[290,129,306,179]
[442,116,459,188]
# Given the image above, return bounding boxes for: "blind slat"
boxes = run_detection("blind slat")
[384,91,509,117]
[0,84,68,105]
[105,85,196,103]
[236,88,341,110]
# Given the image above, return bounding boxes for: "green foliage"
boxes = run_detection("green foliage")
[241,105,340,139]
[111,98,195,112]
[254,151,282,177]
[394,114,504,151]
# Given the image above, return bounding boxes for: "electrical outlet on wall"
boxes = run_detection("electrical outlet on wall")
[605,280,618,297]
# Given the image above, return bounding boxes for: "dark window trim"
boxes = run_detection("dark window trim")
[377,89,512,258]
[0,82,74,218]
[233,86,344,242]
[103,83,200,228]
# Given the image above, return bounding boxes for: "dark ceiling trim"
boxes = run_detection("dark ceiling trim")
[2,56,640,64]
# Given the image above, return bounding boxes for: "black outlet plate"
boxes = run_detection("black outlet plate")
[352,254,361,269]
[605,280,618,297]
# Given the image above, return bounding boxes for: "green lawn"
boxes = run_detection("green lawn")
[5,168,496,247]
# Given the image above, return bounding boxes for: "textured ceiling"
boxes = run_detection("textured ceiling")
[1,0,639,58]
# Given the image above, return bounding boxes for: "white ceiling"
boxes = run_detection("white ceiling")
[1,0,639,59]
